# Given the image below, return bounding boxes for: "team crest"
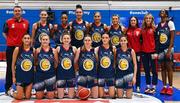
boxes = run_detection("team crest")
[111,35,120,46]
[75,29,84,40]
[21,59,32,71]
[40,59,51,71]
[83,59,94,71]
[61,58,72,70]
[118,58,129,70]
[92,32,101,43]
[160,33,168,44]
[100,56,111,68]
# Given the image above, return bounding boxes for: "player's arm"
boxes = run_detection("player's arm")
[31,23,37,47]
[131,49,137,85]
[112,46,116,69]
[74,47,81,72]
[2,22,8,39]
[12,47,19,84]
[53,48,59,69]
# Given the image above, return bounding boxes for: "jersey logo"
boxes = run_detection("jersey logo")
[111,35,120,46]
[75,29,84,40]
[83,59,94,71]
[92,32,101,43]
[118,58,129,70]
[21,59,32,71]
[160,33,168,44]
[100,56,111,68]
[40,59,51,71]
[61,58,72,70]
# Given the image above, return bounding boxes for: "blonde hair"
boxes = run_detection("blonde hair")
[40,33,49,42]
[142,13,155,29]
[81,35,92,51]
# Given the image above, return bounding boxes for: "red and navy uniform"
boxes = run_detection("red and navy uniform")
[53,24,70,46]
[15,48,34,86]
[89,23,105,47]
[71,20,88,48]
[109,25,123,46]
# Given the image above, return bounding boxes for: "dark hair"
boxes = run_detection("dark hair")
[13,6,22,10]
[76,4,83,10]
[128,16,139,28]
[112,14,120,19]
[159,9,169,17]
[61,30,71,39]
[61,11,68,16]
[81,34,92,51]
[94,11,101,16]
[119,34,127,40]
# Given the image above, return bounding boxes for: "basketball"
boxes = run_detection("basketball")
[78,88,91,100]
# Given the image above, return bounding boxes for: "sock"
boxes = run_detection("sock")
[163,85,167,88]
[152,85,156,89]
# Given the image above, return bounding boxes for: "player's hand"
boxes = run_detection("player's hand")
[132,76,136,85]
[12,77,16,84]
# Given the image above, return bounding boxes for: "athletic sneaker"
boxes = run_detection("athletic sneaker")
[5,87,14,97]
[166,88,173,95]
[149,88,156,94]
[136,87,140,93]
[160,87,167,94]
[144,88,151,94]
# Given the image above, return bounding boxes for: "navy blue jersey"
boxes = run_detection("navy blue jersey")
[115,48,133,78]
[89,23,105,47]
[109,25,123,46]
[57,45,75,80]
[54,24,70,45]
[156,21,171,52]
[98,46,115,78]
[16,48,34,83]
[71,20,87,48]
[36,48,55,82]
[78,48,97,77]
[34,22,51,48]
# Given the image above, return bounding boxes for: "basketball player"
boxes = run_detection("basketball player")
[126,16,142,92]
[69,4,89,48]
[108,14,126,47]
[33,34,58,99]
[95,33,116,98]
[89,12,108,47]
[156,9,175,95]
[56,31,77,98]
[115,35,137,99]
[32,10,53,48]
[12,34,34,100]
[74,35,98,98]
[53,11,71,47]
[141,13,158,94]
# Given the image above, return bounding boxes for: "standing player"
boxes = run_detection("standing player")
[141,13,158,94]
[126,16,142,92]
[95,33,116,98]
[74,35,98,99]
[11,34,34,100]
[32,10,53,48]
[156,9,175,95]
[108,14,126,47]
[69,4,89,48]
[3,6,29,95]
[115,35,137,99]
[56,31,77,98]
[33,34,58,99]
[53,11,71,47]
[89,12,108,47]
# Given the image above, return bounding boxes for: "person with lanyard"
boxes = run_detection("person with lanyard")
[69,4,89,48]
[156,9,175,95]
[115,35,137,99]
[56,31,77,99]
[108,14,126,47]
[11,34,35,100]
[126,16,142,92]
[32,10,53,49]
[2,6,29,95]
[141,13,158,94]
[33,34,58,99]
[95,33,116,98]
[89,12,108,47]
[53,11,71,47]
[74,35,98,99]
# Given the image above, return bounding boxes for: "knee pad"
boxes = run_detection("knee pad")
[45,76,56,86]
[98,78,105,87]
[34,81,45,91]
[115,78,123,88]
[77,76,87,86]
[57,80,66,88]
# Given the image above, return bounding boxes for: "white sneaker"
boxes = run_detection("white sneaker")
[6,88,14,97]
[136,87,140,93]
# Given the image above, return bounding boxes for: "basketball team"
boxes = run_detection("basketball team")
[2,4,175,100]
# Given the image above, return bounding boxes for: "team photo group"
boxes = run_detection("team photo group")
[2,4,175,100]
